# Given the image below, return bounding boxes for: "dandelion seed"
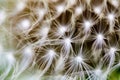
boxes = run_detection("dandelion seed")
[0,10,6,25]
[107,13,115,22]
[66,0,76,8]
[36,24,50,46]
[92,33,105,49]
[83,20,93,33]
[106,13,116,32]
[88,68,107,80]
[65,54,92,78]
[105,47,118,69]
[46,49,56,58]
[96,33,104,45]
[15,1,26,12]
[56,4,65,14]
[23,46,33,58]
[38,49,57,77]
[75,6,84,16]
[55,55,65,73]
[18,19,31,30]
[93,6,102,15]
[109,47,117,55]
[57,25,67,36]
[96,34,104,42]
[74,56,83,63]
[60,37,72,58]
[110,0,119,8]
[39,26,50,38]
[5,52,15,65]
[14,46,34,80]
[36,8,46,21]
[94,68,102,76]
[63,37,72,50]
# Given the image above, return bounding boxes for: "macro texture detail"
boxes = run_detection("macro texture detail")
[0,0,120,80]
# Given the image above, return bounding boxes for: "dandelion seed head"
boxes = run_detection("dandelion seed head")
[3,0,120,79]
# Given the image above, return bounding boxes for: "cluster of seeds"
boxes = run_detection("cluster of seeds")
[0,0,120,80]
